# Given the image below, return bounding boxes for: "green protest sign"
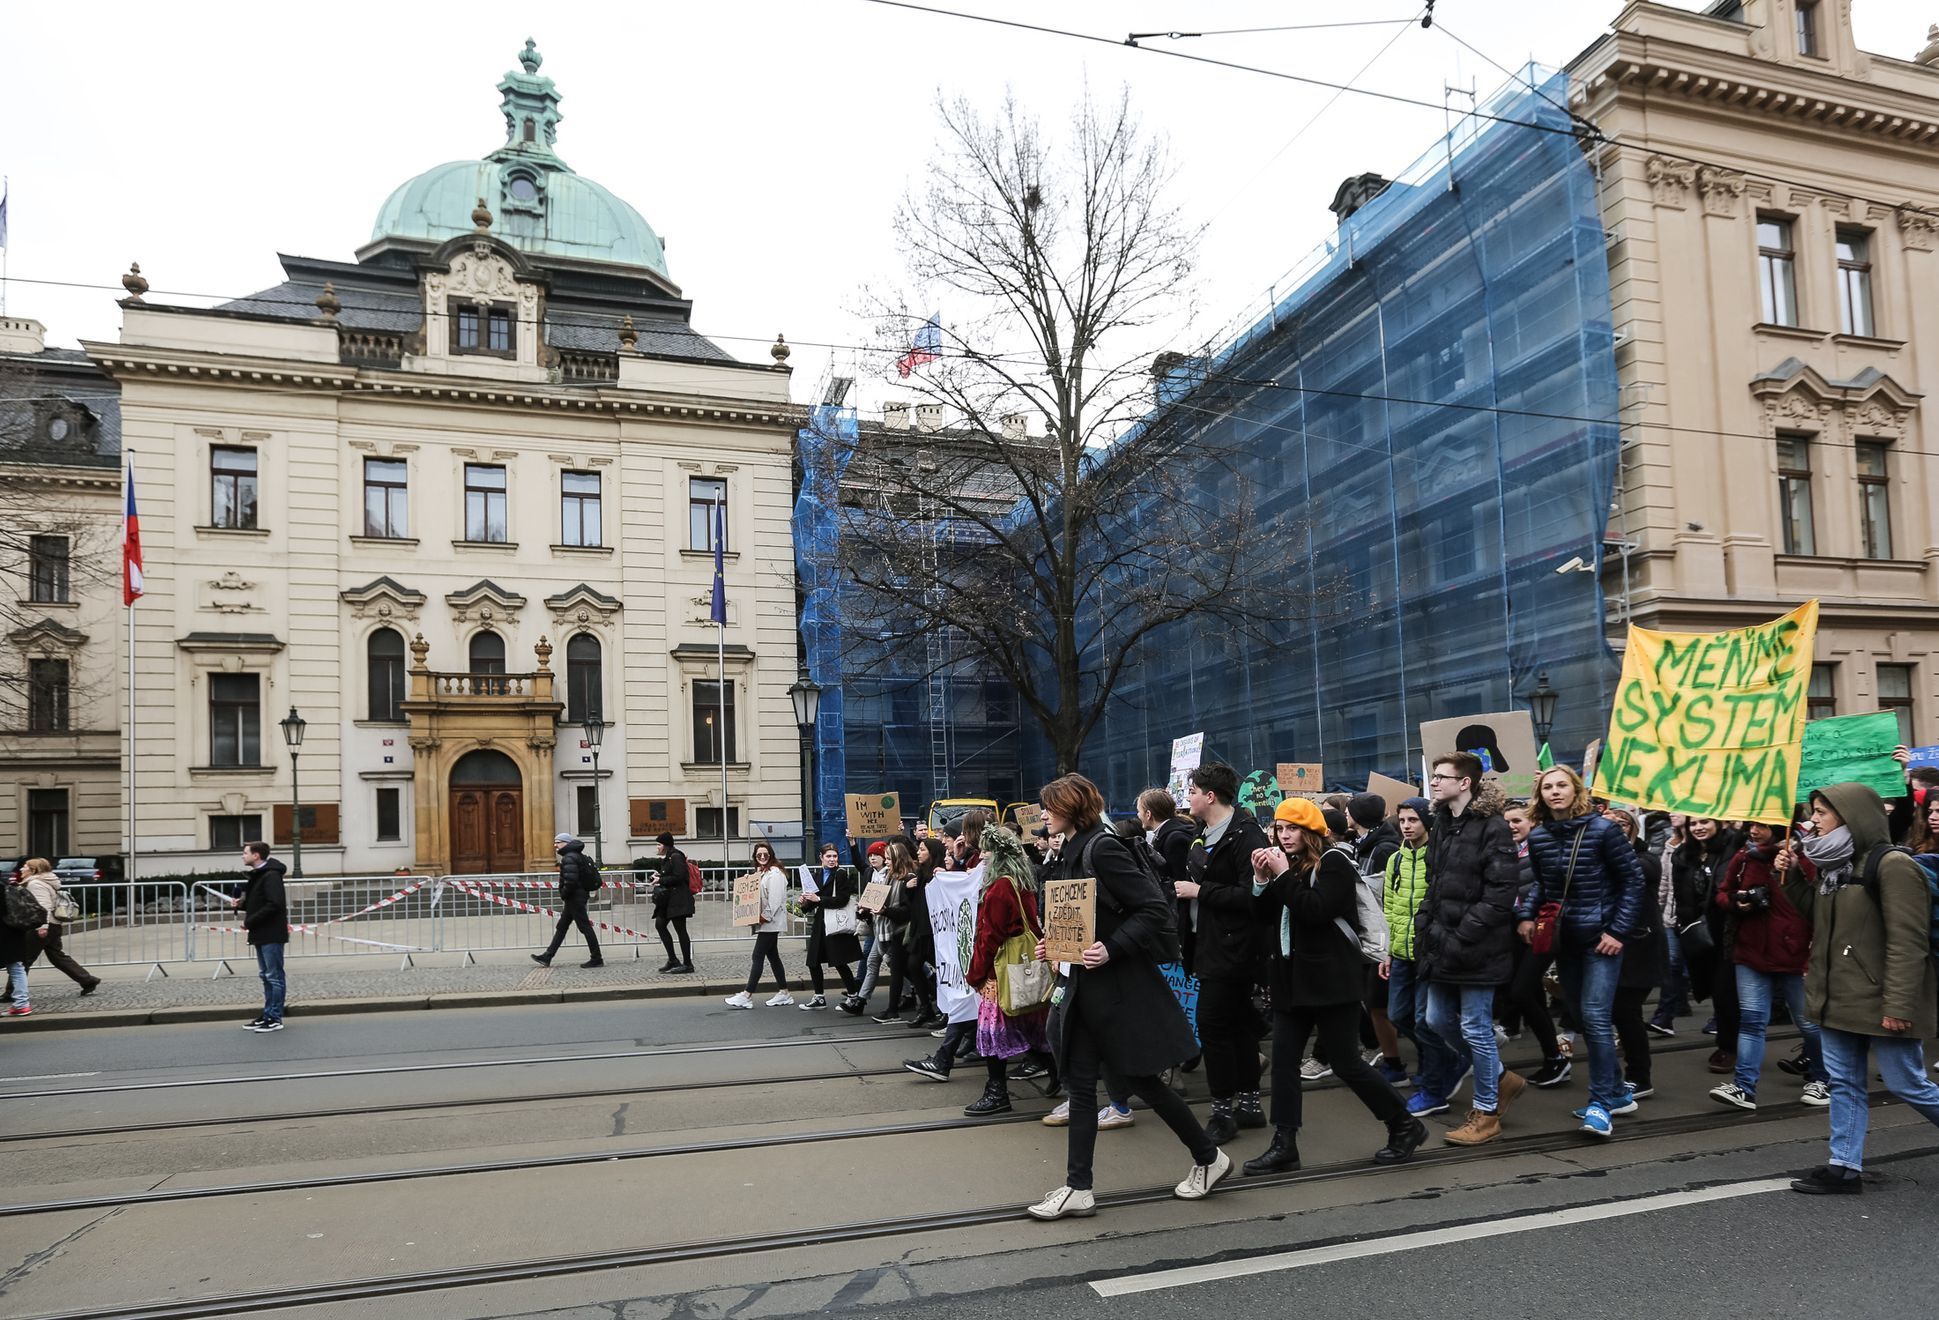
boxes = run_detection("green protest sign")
[1795,710,1907,803]
[1238,769,1285,824]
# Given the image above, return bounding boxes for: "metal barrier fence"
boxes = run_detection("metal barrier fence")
[41,868,815,976]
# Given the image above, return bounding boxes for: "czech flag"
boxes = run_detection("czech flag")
[895,314,942,378]
[123,466,144,606]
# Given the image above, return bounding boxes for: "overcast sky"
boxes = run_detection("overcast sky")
[4,1,1929,412]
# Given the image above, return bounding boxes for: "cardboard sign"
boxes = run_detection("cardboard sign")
[732,873,764,927]
[1796,710,1907,803]
[1238,768,1284,823]
[1276,762,1324,798]
[1366,772,1418,818]
[1011,803,1045,837]
[1042,878,1097,964]
[1420,708,1541,801]
[1595,601,1818,824]
[1906,744,1939,772]
[845,791,901,839]
[1581,738,1604,789]
[858,879,892,914]
[1166,732,1205,801]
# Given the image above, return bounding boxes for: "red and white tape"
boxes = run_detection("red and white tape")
[440,878,658,942]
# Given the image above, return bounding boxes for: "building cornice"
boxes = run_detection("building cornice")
[0,461,120,492]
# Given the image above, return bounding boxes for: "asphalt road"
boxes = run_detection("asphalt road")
[1,995,1933,1319]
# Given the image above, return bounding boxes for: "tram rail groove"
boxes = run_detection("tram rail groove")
[5,1098,1866,1320]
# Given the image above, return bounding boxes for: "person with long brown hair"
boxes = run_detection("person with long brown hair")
[724,841,793,1008]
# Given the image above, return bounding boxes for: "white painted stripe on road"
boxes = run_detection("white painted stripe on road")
[5,1072,100,1082]
[1089,1178,1795,1297]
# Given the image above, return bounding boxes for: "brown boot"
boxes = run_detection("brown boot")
[1443,1108,1502,1146]
[1495,1069,1527,1111]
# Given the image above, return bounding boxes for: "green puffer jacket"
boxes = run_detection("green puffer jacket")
[1383,843,1431,963]
[1781,782,1938,1040]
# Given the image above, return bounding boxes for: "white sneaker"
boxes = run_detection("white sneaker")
[1362,1047,1384,1067]
[1708,1081,1756,1111]
[1493,1024,1511,1047]
[1042,1100,1072,1127]
[766,991,795,1007]
[1299,1057,1332,1081]
[1026,1185,1096,1220]
[724,991,753,1009]
[1800,1079,1831,1107]
[1098,1104,1135,1130]
[799,995,827,1010]
[1174,1148,1231,1200]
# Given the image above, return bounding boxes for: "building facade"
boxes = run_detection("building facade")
[80,44,803,877]
[1573,0,1939,744]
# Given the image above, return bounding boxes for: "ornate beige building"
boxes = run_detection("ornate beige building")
[76,43,803,876]
[1573,1,1939,741]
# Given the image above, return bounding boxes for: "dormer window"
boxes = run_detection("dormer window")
[450,299,516,358]
[523,117,536,143]
[1795,0,1822,58]
[509,175,539,203]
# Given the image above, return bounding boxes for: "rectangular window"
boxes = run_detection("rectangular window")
[451,301,514,356]
[211,813,264,852]
[1796,0,1821,57]
[27,659,69,732]
[561,470,602,547]
[1857,441,1892,559]
[689,477,728,552]
[1837,229,1875,337]
[694,806,742,840]
[1807,663,1837,722]
[209,672,262,767]
[1776,434,1816,555]
[488,308,512,353]
[456,307,480,351]
[29,535,70,603]
[692,678,737,763]
[375,788,402,843]
[464,463,508,542]
[577,784,601,838]
[1878,663,1915,747]
[1758,218,1799,327]
[363,458,409,538]
[211,446,259,530]
[27,789,69,859]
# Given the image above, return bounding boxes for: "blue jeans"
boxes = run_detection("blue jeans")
[1557,944,1624,1110]
[1425,981,1501,1111]
[1819,1027,1939,1171]
[1388,958,1458,1084]
[255,942,287,1020]
[1658,927,1689,1017]
[1734,965,1825,1095]
[5,961,25,1008]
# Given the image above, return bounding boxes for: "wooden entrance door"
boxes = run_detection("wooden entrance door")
[449,787,524,874]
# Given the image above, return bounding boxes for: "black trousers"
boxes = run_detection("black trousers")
[810,960,859,997]
[883,939,911,1012]
[32,927,96,985]
[1196,975,1263,1100]
[542,890,600,960]
[1270,1000,1406,1131]
[1499,943,1561,1058]
[744,931,787,993]
[655,915,691,966]
[1711,952,1740,1048]
[1062,1013,1216,1191]
[1614,985,1652,1089]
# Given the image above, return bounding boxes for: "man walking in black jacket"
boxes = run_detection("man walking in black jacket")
[534,832,603,968]
[1178,763,1269,1143]
[231,841,289,1031]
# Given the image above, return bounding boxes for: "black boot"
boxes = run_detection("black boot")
[1374,1113,1428,1164]
[964,1079,1012,1116]
[1243,1127,1301,1176]
[1204,1106,1239,1145]
[658,958,679,973]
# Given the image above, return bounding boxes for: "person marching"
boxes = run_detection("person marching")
[799,842,862,1010]
[2,859,101,1011]
[652,831,695,973]
[724,842,794,1008]
[957,824,1055,1116]
[533,831,603,968]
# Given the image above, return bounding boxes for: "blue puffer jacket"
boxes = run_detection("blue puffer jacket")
[1518,813,1648,946]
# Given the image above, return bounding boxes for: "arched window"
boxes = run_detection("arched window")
[566,633,601,724]
[468,630,506,675]
[367,628,406,722]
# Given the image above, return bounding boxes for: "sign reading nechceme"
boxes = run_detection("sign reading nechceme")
[845,792,901,839]
[1595,600,1819,825]
[1042,878,1097,964]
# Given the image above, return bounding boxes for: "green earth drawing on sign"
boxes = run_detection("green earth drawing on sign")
[881,795,897,809]
[956,899,974,971]
[1238,769,1285,824]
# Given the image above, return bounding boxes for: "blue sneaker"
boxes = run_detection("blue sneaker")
[1376,1058,1411,1086]
[1407,1090,1450,1117]
[1576,1103,1613,1137]
[1608,1086,1640,1116]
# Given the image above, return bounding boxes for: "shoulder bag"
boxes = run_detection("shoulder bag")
[1529,828,1587,958]
[996,876,1054,1015]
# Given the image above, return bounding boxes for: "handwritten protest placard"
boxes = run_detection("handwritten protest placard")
[1581,738,1604,788]
[732,873,763,927]
[1161,962,1201,1044]
[1367,772,1417,818]
[1011,803,1044,836]
[1276,763,1325,798]
[1043,878,1097,964]
[1796,710,1907,803]
[858,879,893,914]
[1420,710,1541,800]
[844,792,901,839]
[1595,600,1818,825]
[1166,733,1205,803]
[1239,769,1285,823]
[1906,745,1939,772]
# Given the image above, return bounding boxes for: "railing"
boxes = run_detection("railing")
[48,883,194,973]
[428,672,532,698]
[556,349,618,383]
[339,328,406,369]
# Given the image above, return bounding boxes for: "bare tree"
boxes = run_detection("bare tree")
[832,89,1344,776]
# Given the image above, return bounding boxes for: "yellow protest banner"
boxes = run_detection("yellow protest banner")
[1594,600,1818,824]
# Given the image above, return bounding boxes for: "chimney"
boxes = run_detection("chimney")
[1001,412,1028,441]
[0,317,48,356]
[914,403,945,433]
[1329,173,1393,224]
[882,402,910,429]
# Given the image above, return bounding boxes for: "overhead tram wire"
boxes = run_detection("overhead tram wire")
[1123,18,1421,44]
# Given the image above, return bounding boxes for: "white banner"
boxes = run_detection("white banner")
[927,864,983,1025]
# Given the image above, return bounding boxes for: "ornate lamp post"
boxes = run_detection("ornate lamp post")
[787,667,823,859]
[279,706,307,878]
[1528,671,1559,748]
[581,708,605,867]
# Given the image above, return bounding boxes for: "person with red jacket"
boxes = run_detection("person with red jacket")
[1708,821,1830,1111]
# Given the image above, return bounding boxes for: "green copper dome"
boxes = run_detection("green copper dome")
[367,40,669,280]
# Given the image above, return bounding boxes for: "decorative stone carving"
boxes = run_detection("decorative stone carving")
[445,579,527,625]
[342,576,427,623]
[1852,400,1908,438]
[202,570,259,616]
[544,583,622,634]
[1645,155,1695,209]
[1898,207,1939,253]
[1697,166,1746,218]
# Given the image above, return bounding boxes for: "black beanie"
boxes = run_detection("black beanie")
[1347,793,1387,829]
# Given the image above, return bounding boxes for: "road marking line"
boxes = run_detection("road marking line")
[1089,1178,1795,1297]
[5,1072,101,1082]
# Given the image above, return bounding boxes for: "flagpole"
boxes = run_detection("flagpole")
[716,494,729,867]
[126,458,137,920]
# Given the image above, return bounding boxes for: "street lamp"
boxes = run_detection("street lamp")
[279,706,306,879]
[1528,671,1559,748]
[581,708,605,867]
[787,666,823,859]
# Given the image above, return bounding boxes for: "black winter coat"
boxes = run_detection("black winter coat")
[1619,845,1666,990]
[804,865,858,966]
[556,843,599,897]
[1185,809,1270,982]
[1254,848,1368,1007]
[1353,822,1402,881]
[1519,813,1649,947]
[1671,832,1742,934]
[653,848,695,919]
[1047,827,1198,1078]
[1414,784,1520,987]
[241,857,289,947]
[1152,815,1196,969]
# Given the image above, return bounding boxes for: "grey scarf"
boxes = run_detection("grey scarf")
[1801,825,1855,894]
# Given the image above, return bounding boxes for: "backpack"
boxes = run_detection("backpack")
[1858,844,1939,961]
[686,859,705,894]
[570,853,602,892]
[1322,843,1389,963]
[1075,827,1182,965]
[2,883,46,930]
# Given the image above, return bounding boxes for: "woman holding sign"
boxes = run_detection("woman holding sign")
[724,843,794,1009]
[1024,774,1228,1222]
[799,842,862,1010]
